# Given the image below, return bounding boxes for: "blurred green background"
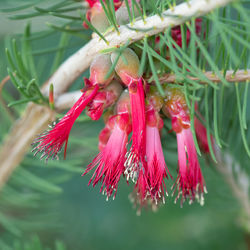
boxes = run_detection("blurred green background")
[0,1,248,249]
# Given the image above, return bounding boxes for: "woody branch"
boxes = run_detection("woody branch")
[55,69,250,110]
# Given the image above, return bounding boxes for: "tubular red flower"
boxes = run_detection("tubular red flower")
[111,49,147,183]
[194,116,210,154]
[83,91,132,199]
[125,78,146,180]
[163,87,206,205]
[83,113,131,199]
[145,105,171,204]
[174,127,205,205]
[32,85,99,161]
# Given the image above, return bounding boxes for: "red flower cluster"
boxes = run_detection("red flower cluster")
[83,91,132,199]
[33,8,210,209]
[33,46,210,209]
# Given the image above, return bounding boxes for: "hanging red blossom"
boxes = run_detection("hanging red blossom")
[145,103,170,204]
[111,48,147,184]
[32,85,99,161]
[83,91,132,199]
[163,87,206,205]
[33,54,115,161]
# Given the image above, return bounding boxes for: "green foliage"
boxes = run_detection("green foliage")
[12,235,67,250]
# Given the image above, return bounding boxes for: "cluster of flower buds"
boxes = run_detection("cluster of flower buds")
[33,42,212,210]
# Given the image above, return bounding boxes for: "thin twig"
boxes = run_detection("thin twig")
[158,69,250,84]
[42,0,234,98]
[0,75,15,121]
[55,69,250,110]
[0,104,54,190]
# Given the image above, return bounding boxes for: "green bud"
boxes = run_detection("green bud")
[90,54,115,87]
[111,48,140,85]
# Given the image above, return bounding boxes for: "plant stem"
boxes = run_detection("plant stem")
[42,0,235,98]
[157,69,250,84]
[55,69,250,110]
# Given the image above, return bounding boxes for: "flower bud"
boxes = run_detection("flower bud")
[162,86,190,133]
[86,91,106,120]
[89,54,115,87]
[115,3,141,26]
[102,109,114,124]
[90,2,110,33]
[98,114,117,151]
[116,89,131,115]
[86,79,123,120]
[146,86,164,112]
[105,79,123,106]
[111,48,140,85]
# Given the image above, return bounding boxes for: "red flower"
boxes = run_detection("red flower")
[83,91,132,199]
[130,91,171,208]
[174,127,205,205]
[32,85,99,161]
[145,104,171,204]
[33,54,114,161]
[125,77,146,180]
[163,87,206,205]
[111,49,147,184]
